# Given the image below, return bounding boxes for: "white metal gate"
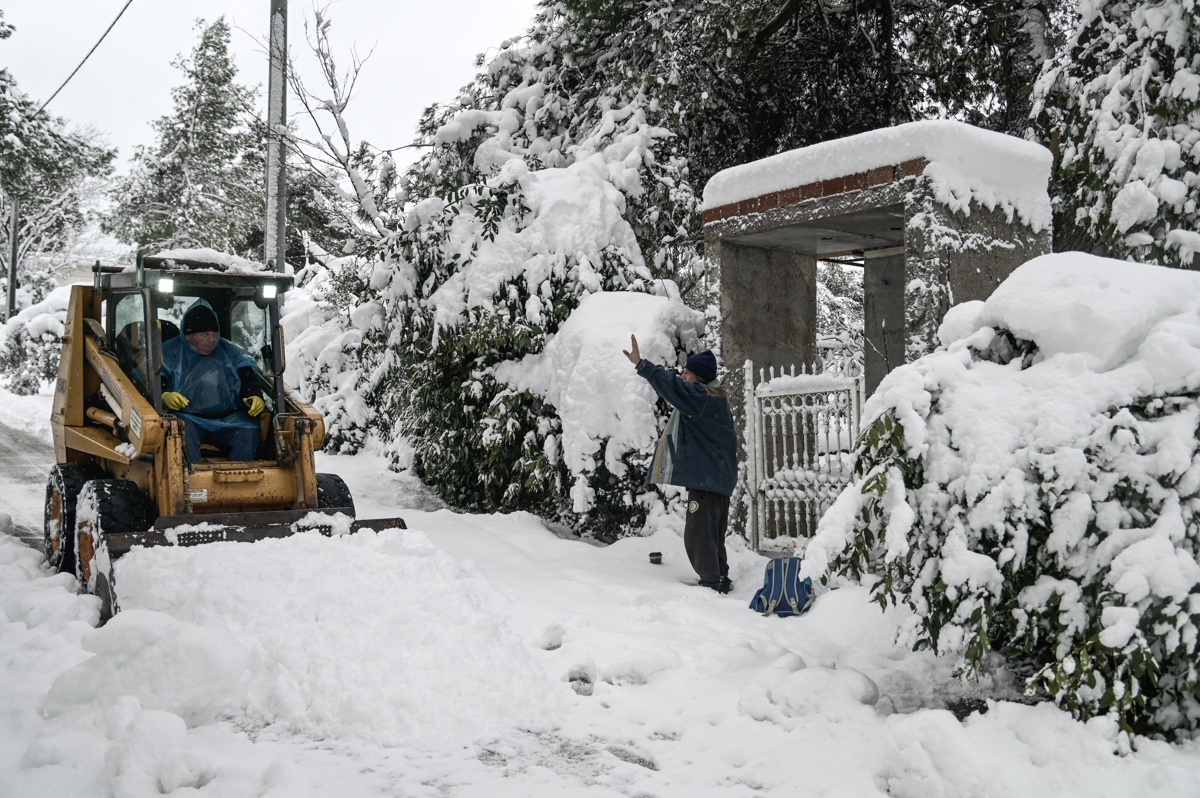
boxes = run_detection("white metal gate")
[743,359,865,551]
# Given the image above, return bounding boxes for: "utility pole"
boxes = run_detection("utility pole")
[264,0,288,273]
[5,197,17,322]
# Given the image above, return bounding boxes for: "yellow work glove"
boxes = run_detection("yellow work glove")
[162,391,189,411]
[243,396,266,417]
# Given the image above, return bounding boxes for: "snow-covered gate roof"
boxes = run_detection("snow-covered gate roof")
[701,119,1052,237]
[705,121,1053,514]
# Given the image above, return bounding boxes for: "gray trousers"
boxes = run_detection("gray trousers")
[684,489,730,585]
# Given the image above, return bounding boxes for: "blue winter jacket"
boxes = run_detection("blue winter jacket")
[161,299,260,436]
[636,359,738,496]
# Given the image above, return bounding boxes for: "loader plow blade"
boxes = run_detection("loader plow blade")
[105,509,406,558]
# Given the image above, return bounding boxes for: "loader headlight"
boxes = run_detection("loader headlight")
[261,284,277,299]
[157,277,174,293]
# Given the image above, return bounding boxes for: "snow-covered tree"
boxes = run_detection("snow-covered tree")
[903,0,1073,135]
[806,255,1200,740]
[106,18,261,255]
[0,11,115,310]
[285,2,1075,534]
[816,261,864,375]
[1032,0,1200,266]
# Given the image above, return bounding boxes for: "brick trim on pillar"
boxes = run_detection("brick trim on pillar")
[703,157,927,226]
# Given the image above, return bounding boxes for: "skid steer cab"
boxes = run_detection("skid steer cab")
[45,254,404,623]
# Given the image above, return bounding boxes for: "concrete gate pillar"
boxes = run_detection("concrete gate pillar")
[719,240,817,423]
[863,246,905,396]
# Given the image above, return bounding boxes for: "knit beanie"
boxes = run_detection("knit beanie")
[684,350,717,383]
[183,305,219,335]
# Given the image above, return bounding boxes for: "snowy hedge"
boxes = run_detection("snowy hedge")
[281,254,381,453]
[804,253,1200,740]
[494,290,705,529]
[0,286,68,395]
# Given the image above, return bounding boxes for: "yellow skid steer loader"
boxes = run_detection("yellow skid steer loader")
[44,254,404,622]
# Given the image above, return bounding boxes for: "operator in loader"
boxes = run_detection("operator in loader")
[161,299,267,462]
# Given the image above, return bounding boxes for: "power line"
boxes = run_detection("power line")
[32,0,136,121]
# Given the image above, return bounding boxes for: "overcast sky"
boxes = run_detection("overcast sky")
[3,0,540,172]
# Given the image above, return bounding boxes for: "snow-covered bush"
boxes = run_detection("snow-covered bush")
[306,20,709,533]
[1032,0,1200,264]
[390,135,671,530]
[494,291,706,535]
[804,254,1200,740]
[281,257,378,453]
[0,286,67,394]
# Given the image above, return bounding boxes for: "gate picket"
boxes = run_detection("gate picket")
[742,358,864,551]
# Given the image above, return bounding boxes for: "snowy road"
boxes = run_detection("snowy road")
[2,393,1199,797]
[0,416,52,550]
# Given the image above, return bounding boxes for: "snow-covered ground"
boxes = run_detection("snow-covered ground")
[2,393,1198,796]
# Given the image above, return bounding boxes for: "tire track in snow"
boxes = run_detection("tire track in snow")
[0,419,53,550]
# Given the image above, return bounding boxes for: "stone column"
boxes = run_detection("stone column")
[863,246,905,396]
[717,240,818,424]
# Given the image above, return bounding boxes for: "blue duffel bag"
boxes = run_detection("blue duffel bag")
[749,556,816,617]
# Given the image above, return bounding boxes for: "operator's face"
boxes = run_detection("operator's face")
[187,330,219,356]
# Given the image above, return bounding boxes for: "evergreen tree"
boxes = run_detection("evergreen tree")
[1032,0,1200,265]
[902,0,1072,136]
[294,2,1075,534]
[106,18,260,255]
[0,11,115,308]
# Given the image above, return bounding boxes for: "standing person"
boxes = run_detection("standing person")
[623,334,738,592]
[161,299,266,462]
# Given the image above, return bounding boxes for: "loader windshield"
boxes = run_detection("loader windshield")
[158,292,271,374]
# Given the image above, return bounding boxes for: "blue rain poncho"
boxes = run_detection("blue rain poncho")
[161,299,261,436]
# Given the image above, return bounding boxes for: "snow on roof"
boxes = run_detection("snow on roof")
[702,120,1052,231]
[148,248,271,274]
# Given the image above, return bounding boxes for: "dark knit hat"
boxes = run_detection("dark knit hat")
[684,350,717,383]
[183,305,219,335]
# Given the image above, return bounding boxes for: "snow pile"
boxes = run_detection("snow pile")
[93,529,558,746]
[0,527,559,798]
[702,119,1052,231]
[805,252,1200,738]
[494,291,706,512]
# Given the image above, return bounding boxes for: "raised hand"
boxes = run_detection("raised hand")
[622,334,640,365]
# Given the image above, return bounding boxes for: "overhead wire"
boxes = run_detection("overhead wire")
[32,0,136,120]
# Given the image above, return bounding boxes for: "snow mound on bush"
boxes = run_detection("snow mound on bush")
[2,286,70,339]
[425,136,655,343]
[978,253,1200,372]
[494,291,706,512]
[0,285,71,395]
[807,252,1200,737]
